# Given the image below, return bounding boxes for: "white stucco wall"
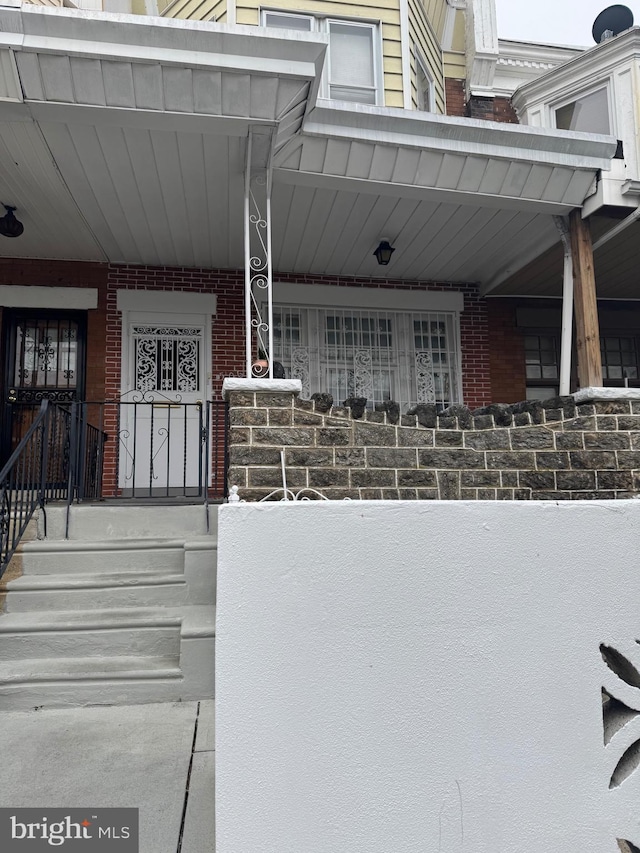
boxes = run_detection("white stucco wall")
[216,500,640,852]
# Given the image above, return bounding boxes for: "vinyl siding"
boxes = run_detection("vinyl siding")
[421,0,446,40]
[163,0,227,21]
[408,0,445,113]
[238,0,404,107]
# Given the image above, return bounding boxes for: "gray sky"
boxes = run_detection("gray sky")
[495,0,638,47]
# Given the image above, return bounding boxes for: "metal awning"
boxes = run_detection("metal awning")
[0,4,618,284]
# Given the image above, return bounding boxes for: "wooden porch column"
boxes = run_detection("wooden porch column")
[569,208,602,388]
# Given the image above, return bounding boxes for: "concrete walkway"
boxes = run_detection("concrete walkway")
[0,700,214,853]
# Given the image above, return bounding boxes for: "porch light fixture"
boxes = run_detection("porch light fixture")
[373,239,395,265]
[0,205,23,238]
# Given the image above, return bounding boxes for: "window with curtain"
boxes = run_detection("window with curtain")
[262,12,381,105]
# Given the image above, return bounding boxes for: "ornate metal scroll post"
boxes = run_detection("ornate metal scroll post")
[244,127,275,378]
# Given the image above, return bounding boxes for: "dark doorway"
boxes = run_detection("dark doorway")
[2,310,87,463]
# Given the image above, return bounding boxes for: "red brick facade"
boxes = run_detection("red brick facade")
[487,299,527,403]
[445,78,519,125]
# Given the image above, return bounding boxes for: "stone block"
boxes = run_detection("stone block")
[335,448,366,466]
[543,409,563,423]
[554,432,584,450]
[472,414,495,430]
[381,490,401,500]
[595,416,617,431]
[496,489,514,500]
[401,415,418,427]
[354,423,397,447]
[227,466,247,487]
[332,407,349,419]
[419,449,484,469]
[269,409,293,426]
[437,471,460,501]
[365,411,385,423]
[408,404,437,428]
[460,470,500,487]
[310,393,333,413]
[536,451,570,470]
[477,488,497,500]
[632,401,640,415]
[399,488,419,500]
[460,489,477,500]
[295,398,314,411]
[584,432,630,450]
[597,470,633,490]
[249,467,307,488]
[501,471,518,487]
[435,430,463,447]
[228,427,250,445]
[510,428,554,449]
[359,488,383,500]
[230,408,267,426]
[397,428,434,448]
[576,404,596,416]
[472,403,513,427]
[397,469,437,487]
[464,430,510,451]
[416,488,439,499]
[564,416,596,431]
[519,470,555,490]
[317,428,350,446]
[319,488,360,500]
[486,451,535,469]
[254,392,295,408]
[367,448,416,468]
[230,447,281,466]
[593,400,631,414]
[285,448,333,466]
[616,451,640,468]
[570,491,604,500]
[514,413,532,427]
[542,396,576,417]
[309,468,349,488]
[227,391,255,407]
[556,470,596,490]
[617,416,640,431]
[631,434,640,450]
[253,427,315,446]
[351,469,396,487]
[514,489,531,500]
[532,491,570,500]
[293,410,324,426]
[437,470,460,499]
[569,451,616,470]
[436,416,457,430]
[326,416,351,426]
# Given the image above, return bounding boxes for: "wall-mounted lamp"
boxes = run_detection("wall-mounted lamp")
[0,205,23,238]
[373,239,395,266]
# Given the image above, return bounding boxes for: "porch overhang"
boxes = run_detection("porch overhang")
[0,4,618,285]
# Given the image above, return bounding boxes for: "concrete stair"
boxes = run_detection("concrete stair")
[0,504,217,710]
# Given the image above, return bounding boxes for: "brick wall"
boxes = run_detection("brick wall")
[488,299,526,403]
[444,80,519,124]
[227,389,640,501]
[445,78,466,117]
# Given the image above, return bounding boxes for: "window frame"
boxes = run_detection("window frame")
[550,81,614,136]
[261,9,384,106]
[413,44,435,113]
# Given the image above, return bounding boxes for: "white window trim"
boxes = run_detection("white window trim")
[261,9,384,107]
[414,44,435,113]
[0,286,98,310]
[549,80,615,136]
[269,283,464,408]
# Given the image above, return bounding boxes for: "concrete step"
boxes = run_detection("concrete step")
[16,539,188,575]
[0,605,215,710]
[0,655,184,709]
[42,504,216,541]
[4,572,189,611]
[0,608,183,659]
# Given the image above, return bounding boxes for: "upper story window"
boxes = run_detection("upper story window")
[262,11,381,105]
[414,47,434,112]
[554,86,611,135]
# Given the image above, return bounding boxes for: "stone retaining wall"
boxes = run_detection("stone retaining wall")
[226,389,640,501]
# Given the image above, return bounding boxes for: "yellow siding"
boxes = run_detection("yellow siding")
[420,0,447,40]
[236,0,402,105]
[443,50,465,79]
[408,0,445,113]
[163,0,226,20]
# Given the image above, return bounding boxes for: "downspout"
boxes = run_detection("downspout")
[554,215,573,397]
